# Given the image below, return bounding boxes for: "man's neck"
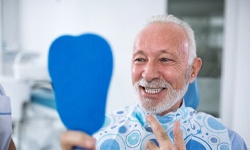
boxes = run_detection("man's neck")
[159,99,183,116]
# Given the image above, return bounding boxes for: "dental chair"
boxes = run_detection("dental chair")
[184,79,200,110]
[48,33,200,138]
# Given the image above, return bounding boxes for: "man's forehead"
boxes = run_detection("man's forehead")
[136,23,187,42]
[133,23,189,56]
[133,49,178,57]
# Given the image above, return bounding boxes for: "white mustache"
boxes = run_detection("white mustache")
[136,79,172,89]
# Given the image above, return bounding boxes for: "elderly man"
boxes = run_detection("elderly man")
[61,14,247,150]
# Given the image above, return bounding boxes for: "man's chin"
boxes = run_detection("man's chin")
[137,97,181,115]
[138,100,166,115]
[141,106,165,115]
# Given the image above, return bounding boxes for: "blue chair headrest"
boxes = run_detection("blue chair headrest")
[183,79,200,110]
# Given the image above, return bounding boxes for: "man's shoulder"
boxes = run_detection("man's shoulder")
[194,111,248,149]
[189,111,230,138]
[228,129,248,150]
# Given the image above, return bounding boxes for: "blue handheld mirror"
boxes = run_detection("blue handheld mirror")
[48,33,113,136]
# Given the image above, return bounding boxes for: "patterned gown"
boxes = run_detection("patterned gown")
[94,101,231,150]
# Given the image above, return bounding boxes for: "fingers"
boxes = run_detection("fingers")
[173,121,185,150]
[145,140,159,150]
[146,115,186,150]
[61,130,95,150]
[146,114,173,148]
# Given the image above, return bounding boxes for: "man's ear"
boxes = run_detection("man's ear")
[189,57,202,83]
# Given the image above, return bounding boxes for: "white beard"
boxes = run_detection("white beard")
[133,75,190,115]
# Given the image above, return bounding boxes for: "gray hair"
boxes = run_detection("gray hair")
[147,14,196,65]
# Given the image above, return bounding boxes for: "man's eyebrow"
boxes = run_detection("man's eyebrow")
[159,49,176,56]
[133,50,145,55]
[159,49,170,53]
[133,49,172,56]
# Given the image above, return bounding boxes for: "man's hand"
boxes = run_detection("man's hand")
[60,130,96,150]
[145,114,186,150]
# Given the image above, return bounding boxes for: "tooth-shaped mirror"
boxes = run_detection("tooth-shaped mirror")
[48,33,113,135]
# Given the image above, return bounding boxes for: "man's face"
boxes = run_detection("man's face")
[132,23,191,114]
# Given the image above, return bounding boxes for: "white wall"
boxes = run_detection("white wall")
[221,0,250,147]
[18,0,166,113]
[1,0,20,51]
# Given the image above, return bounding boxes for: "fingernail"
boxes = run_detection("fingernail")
[146,114,152,121]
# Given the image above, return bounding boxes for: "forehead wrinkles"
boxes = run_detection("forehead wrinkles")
[134,23,189,54]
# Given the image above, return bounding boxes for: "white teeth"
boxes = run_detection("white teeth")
[144,88,163,94]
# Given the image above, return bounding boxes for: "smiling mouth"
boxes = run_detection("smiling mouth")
[142,86,166,94]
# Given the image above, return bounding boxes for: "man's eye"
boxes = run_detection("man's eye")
[160,58,170,62]
[134,58,145,62]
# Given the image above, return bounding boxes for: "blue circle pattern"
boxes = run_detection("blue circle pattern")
[94,105,231,149]
[126,130,141,148]
[186,139,207,150]
[207,117,225,130]
[118,126,127,134]
[210,137,218,143]
[100,139,120,150]
[219,144,230,150]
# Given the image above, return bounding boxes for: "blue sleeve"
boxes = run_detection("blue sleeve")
[228,129,248,150]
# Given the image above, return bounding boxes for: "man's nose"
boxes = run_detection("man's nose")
[142,62,160,81]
